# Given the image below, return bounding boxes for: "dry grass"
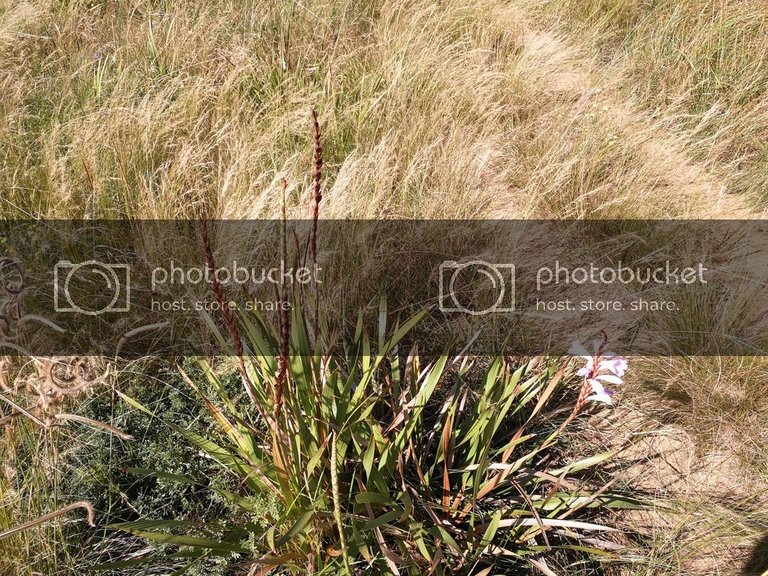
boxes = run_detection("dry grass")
[0,423,79,576]
[524,0,768,208]
[622,498,768,576]
[634,356,768,468]
[0,0,752,219]
[1,0,768,574]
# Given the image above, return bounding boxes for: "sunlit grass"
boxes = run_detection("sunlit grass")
[0,423,80,575]
[524,0,768,207]
[1,0,767,574]
[0,0,737,219]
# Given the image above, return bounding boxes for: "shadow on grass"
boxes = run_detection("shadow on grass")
[743,534,768,575]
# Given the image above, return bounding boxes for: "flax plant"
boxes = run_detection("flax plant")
[109,298,640,575]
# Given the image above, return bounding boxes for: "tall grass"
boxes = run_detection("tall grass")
[0,0,732,219]
[0,424,80,575]
[1,0,767,574]
[525,0,768,206]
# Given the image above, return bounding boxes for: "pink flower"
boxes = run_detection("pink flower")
[600,357,627,377]
[568,340,599,360]
[570,338,627,405]
[586,379,614,405]
[576,361,593,377]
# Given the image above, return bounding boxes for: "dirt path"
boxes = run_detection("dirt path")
[504,11,764,219]
[503,10,768,574]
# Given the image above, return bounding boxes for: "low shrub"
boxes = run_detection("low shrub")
[105,299,639,575]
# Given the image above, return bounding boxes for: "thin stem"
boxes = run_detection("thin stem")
[0,501,95,541]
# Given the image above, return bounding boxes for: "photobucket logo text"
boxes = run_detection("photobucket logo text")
[151,261,322,290]
[536,261,707,291]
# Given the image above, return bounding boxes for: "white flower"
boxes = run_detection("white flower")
[586,379,614,405]
[568,339,600,359]
[571,337,627,405]
[576,358,594,377]
[600,357,627,377]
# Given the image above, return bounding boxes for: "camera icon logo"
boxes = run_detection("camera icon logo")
[54,260,131,315]
[439,260,515,315]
